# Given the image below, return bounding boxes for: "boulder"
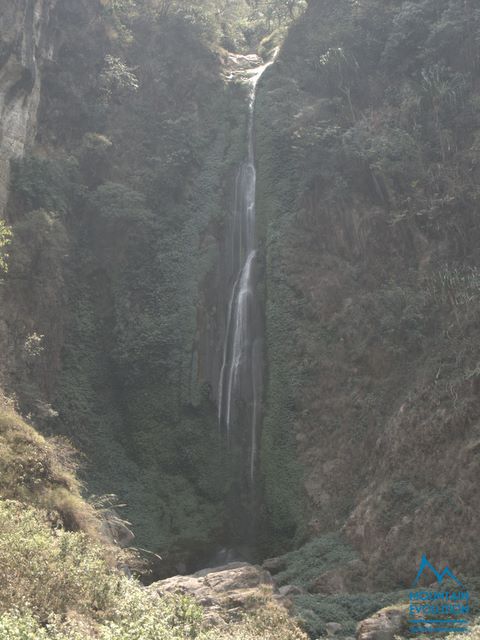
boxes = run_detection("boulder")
[262,555,288,574]
[150,562,290,625]
[356,606,408,640]
[326,622,343,636]
[278,584,305,597]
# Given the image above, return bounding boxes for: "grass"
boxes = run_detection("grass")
[0,395,100,538]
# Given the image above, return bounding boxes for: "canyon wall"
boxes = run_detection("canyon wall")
[257,0,480,585]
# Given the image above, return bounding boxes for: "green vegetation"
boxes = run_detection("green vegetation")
[3,0,309,561]
[98,0,306,51]
[293,591,405,639]
[0,399,306,639]
[0,220,12,273]
[0,501,118,621]
[0,396,100,537]
[273,534,357,591]
[254,0,480,583]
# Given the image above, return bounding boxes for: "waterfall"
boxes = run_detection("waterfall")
[218,59,274,486]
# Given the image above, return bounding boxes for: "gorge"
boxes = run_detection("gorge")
[1,1,480,638]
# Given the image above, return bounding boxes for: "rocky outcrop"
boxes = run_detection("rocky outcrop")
[262,555,288,575]
[356,607,408,640]
[0,0,56,216]
[150,562,292,627]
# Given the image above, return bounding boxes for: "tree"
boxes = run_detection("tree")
[248,0,307,27]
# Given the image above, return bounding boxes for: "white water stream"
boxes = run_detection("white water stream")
[217,59,274,485]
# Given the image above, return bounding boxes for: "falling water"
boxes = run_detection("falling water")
[218,59,274,486]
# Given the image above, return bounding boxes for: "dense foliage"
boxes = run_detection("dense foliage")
[1,0,305,565]
[4,0,480,615]
[256,0,480,583]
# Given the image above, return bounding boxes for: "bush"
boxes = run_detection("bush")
[274,534,357,590]
[293,591,405,638]
[0,220,12,273]
[0,400,99,536]
[11,156,82,216]
[0,501,119,621]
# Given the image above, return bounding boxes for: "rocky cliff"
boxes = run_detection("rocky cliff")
[0,0,253,568]
[256,0,480,586]
[0,0,56,216]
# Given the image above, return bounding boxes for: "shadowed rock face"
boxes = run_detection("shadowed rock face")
[0,0,56,216]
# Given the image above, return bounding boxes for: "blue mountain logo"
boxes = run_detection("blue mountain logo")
[413,554,463,587]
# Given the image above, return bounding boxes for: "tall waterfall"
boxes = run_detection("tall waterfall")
[218,60,273,486]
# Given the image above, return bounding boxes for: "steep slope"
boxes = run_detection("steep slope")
[0,0,257,567]
[256,0,480,585]
[0,393,307,640]
[0,0,56,216]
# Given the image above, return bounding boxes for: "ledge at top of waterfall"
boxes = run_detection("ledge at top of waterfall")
[221,50,278,83]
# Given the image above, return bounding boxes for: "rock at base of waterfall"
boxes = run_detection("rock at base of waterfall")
[149,562,292,626]
[262,555,288,575]
[326,622,344,636]
[356,606,408,640]
[278,584,305,597]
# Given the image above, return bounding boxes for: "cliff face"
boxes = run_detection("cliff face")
[0,0,56,216]
[0,0,253,568]
[257,0,480,585]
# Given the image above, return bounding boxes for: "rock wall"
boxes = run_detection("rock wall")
[0,0,56,217]
[255,0,480,585]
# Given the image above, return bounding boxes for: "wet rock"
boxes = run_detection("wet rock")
[221,51,265,81]
[356,606,408,640]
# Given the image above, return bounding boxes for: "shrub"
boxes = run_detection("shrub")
[11,156,81,215]
[292,591,409,638]
[0,220,12,273]
[274,534,357,590]
[0,500,119,621]
[0,399,100,537]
